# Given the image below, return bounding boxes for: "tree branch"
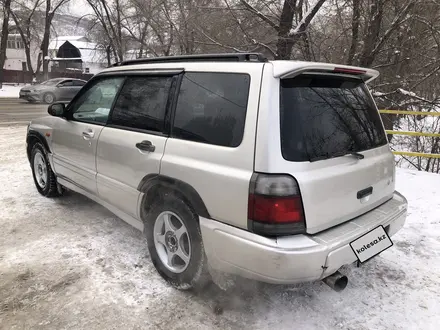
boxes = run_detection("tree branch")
[288,0,326,37]
[370,0,418,58]
[240,0,279,30]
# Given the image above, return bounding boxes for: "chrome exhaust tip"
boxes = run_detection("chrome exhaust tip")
[322,271,348,292]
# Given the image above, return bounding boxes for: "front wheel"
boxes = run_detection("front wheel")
[30,142,61,197]
[43,92,55,104]
[144,194,210,290]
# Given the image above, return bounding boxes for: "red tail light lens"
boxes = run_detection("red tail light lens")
[248,173,305,236]
[248,194,303,223]
[333,67,366,75]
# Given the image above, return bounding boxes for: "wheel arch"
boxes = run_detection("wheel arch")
[27,130,51,161]
[138,174,210,220]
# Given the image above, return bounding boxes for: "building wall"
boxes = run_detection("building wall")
[4,58,26,71]
[3,39,27,71]
[83,62,106,74]
[2,34,38,71]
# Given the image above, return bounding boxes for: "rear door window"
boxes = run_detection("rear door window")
[59,80,73,87]
[73,80,86,87]
[172,72,250,147]
[280,75,387,162]
[109,76,173,133]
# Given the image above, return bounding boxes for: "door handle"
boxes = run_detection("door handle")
[136,140,155,152]
[82,130,95,140]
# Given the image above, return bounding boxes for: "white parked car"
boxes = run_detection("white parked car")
[26,53,407,291]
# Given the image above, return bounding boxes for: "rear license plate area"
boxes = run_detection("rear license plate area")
[350,225,393,263]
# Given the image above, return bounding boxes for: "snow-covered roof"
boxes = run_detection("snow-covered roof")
[53,36,87,42]
[49,38,94,51]
[49,36,107,64]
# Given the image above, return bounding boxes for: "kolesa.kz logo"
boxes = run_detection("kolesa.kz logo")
[356,234,387,254]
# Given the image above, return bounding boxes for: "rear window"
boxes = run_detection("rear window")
[172,72,250,147]
[280,75,387,162]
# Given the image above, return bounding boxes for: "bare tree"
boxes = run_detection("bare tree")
[346,0,360,65]
[37,0,71,80]
[357,0,418,67]
[237,0,327,59]
[9,0,44,75]
[0,0,12,88]
[86,0,127,62]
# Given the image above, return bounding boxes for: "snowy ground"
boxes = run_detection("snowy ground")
[0,126,439,330]
[0,85,23,98]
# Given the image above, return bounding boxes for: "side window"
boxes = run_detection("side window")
[173,72,250,147]
[73,80,86,87]
[70,77,124,124]
[109,76,172,132]
[59,80,73,87]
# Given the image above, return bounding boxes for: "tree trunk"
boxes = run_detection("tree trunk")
[106,45,111,66]
[275,0,297,60]
[115,0,123,60]
[24,42,34,75]
[302,31,314,61]
[275,0,327,59]
[0,0,12,88]
[358,0,384,67]
[347,0,360,65]
[41,1,53,81]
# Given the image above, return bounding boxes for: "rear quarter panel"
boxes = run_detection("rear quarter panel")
[160,63,264,229]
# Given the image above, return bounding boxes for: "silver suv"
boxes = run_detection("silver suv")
[26,53,407,291]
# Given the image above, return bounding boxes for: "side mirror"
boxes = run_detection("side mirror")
[48,102,65,117]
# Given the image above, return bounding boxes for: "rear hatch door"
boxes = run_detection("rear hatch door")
[279,73,395,234]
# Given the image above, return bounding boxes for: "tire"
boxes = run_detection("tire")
[43,92,55,104]
[144,194,211,290]
[30,142,61,197]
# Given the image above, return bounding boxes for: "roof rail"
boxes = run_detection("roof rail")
[111,53,267,67]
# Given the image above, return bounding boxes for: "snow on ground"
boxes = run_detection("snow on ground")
[0,126,439,330]
[0,85,22,98]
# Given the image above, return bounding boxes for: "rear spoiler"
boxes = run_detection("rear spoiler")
[271,61,379,83]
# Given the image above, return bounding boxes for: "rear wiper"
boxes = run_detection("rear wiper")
[350,152,365,160]
[309,151,364,162]
[334,150,365,160]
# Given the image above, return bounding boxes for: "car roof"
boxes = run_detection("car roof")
[101,61,378,83]
[54,78,87,82]
[100,53,378,82]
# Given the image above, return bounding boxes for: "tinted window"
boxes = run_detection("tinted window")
[41,78,63,86]
[110,76,172,132]
[280,75,387,162]
[173,72,250,147]
[59,80,73,87]
[70,77,124,124]
[73,80,86,87]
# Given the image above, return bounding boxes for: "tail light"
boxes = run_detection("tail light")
[333,67,366,75]
[247,173,306,236]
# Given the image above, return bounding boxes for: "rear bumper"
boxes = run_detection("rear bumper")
[200,191,407,284]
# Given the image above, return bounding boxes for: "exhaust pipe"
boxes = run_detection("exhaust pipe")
[322,271,348,292]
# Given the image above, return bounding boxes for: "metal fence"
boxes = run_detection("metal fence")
[379,109,440,159]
